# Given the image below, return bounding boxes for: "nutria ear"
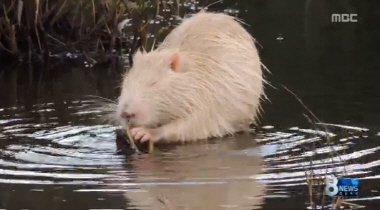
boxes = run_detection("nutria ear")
[169,52,181,73]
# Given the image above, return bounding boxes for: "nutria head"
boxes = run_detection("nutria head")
[116,49,182,127]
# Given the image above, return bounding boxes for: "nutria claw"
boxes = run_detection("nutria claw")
[130,127,159,143]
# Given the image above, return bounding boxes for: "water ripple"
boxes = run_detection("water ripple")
[0,100,380,209]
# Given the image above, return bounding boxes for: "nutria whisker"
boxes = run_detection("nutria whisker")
[84,94,117,104]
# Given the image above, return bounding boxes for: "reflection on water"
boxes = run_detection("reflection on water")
[1,0,380,210]
[1,66,380,210]
[119,137,264,210]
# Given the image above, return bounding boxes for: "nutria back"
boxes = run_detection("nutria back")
[161,12,258,56]
[159,12,264,124]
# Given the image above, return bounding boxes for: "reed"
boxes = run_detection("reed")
[0,0,185,65]
[282,85,366,210]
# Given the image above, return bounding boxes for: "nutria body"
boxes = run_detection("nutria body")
[116,11,266,143]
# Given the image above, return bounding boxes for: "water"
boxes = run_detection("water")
[1,1,380,209]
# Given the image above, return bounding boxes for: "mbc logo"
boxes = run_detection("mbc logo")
[331,14,358,22]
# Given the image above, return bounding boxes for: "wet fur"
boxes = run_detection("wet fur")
[115,11,268,143]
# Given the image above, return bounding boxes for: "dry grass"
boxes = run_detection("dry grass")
[282,85,366,210]
[0,0,244,65]
[0,0,183,64]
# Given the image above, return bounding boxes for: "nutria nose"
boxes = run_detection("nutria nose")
[121,112,134,119]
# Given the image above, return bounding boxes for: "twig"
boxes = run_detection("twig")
[124,123,154,153]
[47,34,66,46]
[0,42,13,54]
[125,123,140,153]
[282,84,320,122]
[282,85,362,209]
[157,196,174,210]
[91,0,96,26]
[9,25,18,54]
[341,201,365,208]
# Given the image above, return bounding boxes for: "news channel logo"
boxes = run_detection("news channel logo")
[325,175,359,197]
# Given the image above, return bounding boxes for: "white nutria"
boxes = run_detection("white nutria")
[116,11,267,143]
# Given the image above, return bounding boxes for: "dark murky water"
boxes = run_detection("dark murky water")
[1,1,380,210]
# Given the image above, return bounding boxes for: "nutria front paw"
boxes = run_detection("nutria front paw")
[130,127,159,143]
